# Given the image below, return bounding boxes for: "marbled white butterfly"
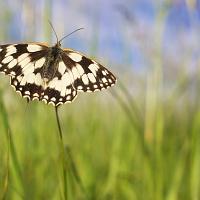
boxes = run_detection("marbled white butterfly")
[0,32,116,106]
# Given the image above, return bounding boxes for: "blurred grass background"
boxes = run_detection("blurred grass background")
[1,0,200,199]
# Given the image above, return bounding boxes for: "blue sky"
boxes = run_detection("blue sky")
[1,0,200,73]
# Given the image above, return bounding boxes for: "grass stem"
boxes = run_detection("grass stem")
[55,106,68,200]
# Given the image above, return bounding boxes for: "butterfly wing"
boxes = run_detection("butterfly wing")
[0,43,48,76]
[0,44,116,106]
[62,49,116,92]
[0,43,48,101]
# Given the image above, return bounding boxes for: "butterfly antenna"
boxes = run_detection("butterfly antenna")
[48,20,59,44]
[59,28,84,43]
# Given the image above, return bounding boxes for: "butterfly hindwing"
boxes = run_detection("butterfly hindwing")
[39,61,78,106]
[10,69,77,106]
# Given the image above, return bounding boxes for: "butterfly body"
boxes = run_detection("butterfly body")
[0,42,116,106]
[42,44,62,83]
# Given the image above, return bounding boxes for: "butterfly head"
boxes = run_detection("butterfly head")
[55,41,62,48]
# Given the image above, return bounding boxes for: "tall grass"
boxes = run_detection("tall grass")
[1,72,200,199]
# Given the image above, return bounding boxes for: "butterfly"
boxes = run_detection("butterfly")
[0,34,116,106]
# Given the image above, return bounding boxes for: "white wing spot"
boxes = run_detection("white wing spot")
[48,77,59,89]
[34,73,42,86]
[26,73,35,84]
[44,95,48,100]
[17,76,23,82]
[72,67,80,79]
[13,80,18,86]
[68,52,82,62]
[61,72,71,87]
[87,87,92,92]
[102,70,107,76]
[20,77,26,85]
[51,97,56,102]
[102,77,108,83]
[105,70,109,74]
[76,64,84,75]
[0,49,2,52]
[60,87,67,98]
[5,46,17,57]
[35,57,45,69]
[2,56,13,64]
[25,91,30,95]
[55,80,62,92]
[66,95,71,100]
[82,74,89,85]
[8,59,17,68]
[20,57,31,68]
[66,89,71,95]
[10,71,16,76]
[27,45,42,52]
[17,53,29,63]
[88,73,96,83]
[108,79,113,83]
[88,64,98,76]
[23,63,34,74]
[77,85,83,90]
[58,62,66,75]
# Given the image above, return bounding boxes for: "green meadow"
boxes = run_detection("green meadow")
[0,66,200,199]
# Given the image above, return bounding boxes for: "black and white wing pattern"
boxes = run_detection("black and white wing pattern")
[62,49,116,92]
[0,43,48,101]
[0,43,48,76]
[0,43,116,106]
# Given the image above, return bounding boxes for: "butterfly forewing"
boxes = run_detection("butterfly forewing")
[63,49,116,92]
[0,43,116,106]
[0,43,48,76]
